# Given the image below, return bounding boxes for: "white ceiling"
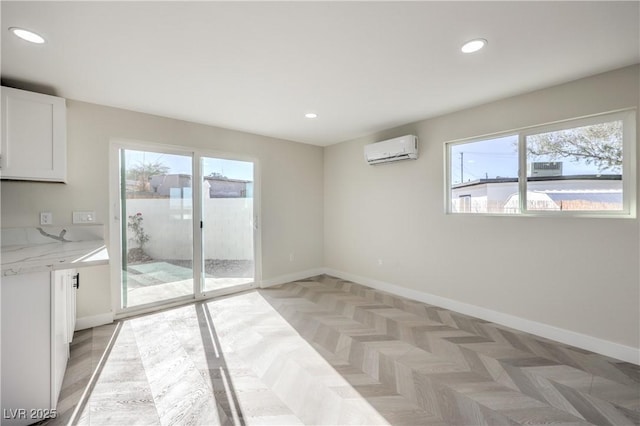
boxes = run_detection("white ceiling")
[2,1,639,146]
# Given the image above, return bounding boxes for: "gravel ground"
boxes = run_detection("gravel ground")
[163,259,254,278]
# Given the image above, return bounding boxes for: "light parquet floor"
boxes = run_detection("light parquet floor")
[48,275,639,425]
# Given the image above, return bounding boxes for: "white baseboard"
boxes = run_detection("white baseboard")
[324,268,640,365]
[260,268,326,289]
[75,312,114,331]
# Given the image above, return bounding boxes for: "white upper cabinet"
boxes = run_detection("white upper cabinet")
[1,86,67,182]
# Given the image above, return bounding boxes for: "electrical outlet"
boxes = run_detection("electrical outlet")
[73,211,96,224]
[40,212,53,225]
[289,253,295,262]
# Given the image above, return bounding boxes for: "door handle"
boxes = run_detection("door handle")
[73,273,80,289]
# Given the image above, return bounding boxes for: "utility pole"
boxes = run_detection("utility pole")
[460,152,464,183]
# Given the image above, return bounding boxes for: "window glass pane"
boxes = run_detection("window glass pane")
[201,157,255,295]
[122,149,194,308]
[525,120,623,211]
[449,135,519,213]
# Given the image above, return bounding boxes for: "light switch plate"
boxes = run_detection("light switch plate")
[40,212,53,225]
[73,211,96,224]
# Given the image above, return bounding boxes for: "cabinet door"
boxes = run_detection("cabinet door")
[0,86,67,182]
[66,270,77,343]
[52,270,69,408]
[1,272,52,425]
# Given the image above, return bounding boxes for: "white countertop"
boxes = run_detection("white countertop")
[1,226,110,276]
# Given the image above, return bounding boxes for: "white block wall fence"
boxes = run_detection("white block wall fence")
[125,198,253,261]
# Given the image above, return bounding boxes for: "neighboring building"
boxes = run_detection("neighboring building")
[452,177,520,213]
[144,174,253,198]
[451,174,622,213]
[125,179,142,193]
[149,174,193,197]
[204,176,252,198]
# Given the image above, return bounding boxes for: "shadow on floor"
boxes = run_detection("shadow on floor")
[42,323,123,425]
[196,302,246,425]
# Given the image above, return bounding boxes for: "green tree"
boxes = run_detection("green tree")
[526,121,622,172]
[126,161,169,191]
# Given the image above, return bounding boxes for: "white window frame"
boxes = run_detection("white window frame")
[445,109,636,218]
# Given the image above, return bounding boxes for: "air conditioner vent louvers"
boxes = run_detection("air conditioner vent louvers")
[364,135,418,165]
[528,161,563,177]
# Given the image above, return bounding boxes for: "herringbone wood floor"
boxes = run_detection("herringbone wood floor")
[49,275,639,425]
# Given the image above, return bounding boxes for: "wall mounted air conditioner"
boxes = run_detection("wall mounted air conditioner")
[364,135,418,165]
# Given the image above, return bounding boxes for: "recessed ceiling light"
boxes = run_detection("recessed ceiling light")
[461,38,487,53]
[305,113,318,119]
[9,27,45,44]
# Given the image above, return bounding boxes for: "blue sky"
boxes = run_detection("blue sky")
[449,134,618,184]
[124,150,253,181]
[450,135,519,183]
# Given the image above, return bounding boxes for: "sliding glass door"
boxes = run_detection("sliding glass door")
[119,148,195,308]
[201,157,255,296]
[112,143,258,313]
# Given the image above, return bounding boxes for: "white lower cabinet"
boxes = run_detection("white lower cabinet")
[1,268,77,425]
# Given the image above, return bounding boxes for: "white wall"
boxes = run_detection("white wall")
[1,100,324,319]
[126,198,254,260]
[324,65,640,350]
